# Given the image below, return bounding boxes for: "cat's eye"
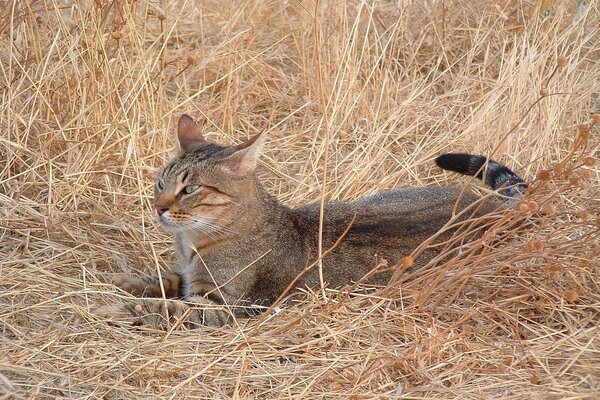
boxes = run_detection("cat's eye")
[156,179,165,191]
[182,185,200,195]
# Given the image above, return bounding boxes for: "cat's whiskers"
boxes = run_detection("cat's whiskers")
[191,223,239,244]
[173,216,239,244]
[158,212,232,242]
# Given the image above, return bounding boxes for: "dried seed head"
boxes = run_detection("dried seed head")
[578,124,590,140]
[527,200,539,212]
[543,204,557,216]
[565,289,578,303]
[525,241,535,251]
[592,114,600,124]
[532,240,544,251]
[147,8,155,15]
[158,13,166,21]
[401,256,414,268]
[537,169,552,181]
[557,56,568,67]
[569,176,580,186]
[579,210,590,221]
[516,201,529,212]
[578,124,590,133]
[186,56,196,65]
[582,169,594,179]
[536,300,547,312]
[581,181,591,190]
[583,156,595,167]
[553,164,565,175]
[530,374,540,385]
[540,88,549,96]
[134,304,143,312]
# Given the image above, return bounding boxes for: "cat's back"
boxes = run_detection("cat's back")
[353,186,472,211]
[293,185,500,253]
[296,186,481,220]
[288,186,491,287]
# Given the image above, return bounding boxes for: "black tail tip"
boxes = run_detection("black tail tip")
[435,153,482,175]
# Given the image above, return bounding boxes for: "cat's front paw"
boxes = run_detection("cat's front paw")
[112,275,155,297]
[95,299,234,328]
[95,303,140,325]
[112,273,181,298]
[96,299,190,328]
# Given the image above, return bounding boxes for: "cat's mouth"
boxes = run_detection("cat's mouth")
[154,210,183,232]
[154,209,217,234]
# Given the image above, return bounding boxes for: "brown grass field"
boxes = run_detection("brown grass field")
[1,0,599,398]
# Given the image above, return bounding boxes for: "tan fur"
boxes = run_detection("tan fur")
[109,115,505,327]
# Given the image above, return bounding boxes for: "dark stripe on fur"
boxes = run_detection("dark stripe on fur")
[180,170,189,183]
[168,143,229,179]
[173,272,186,299]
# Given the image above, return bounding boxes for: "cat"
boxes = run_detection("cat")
[105,114,526,327]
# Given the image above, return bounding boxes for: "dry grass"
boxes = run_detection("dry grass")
[1,0,600,398]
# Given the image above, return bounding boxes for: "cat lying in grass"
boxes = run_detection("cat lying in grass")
[104,114,526,327]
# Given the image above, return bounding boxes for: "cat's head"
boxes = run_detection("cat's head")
[153,114,266,234]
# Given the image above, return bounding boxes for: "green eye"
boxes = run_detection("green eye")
[156,179,165,191]
[183,185,200,195]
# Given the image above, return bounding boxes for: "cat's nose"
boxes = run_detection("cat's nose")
[155,206,168,216]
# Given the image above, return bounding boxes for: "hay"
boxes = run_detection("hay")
[1,0,599,398]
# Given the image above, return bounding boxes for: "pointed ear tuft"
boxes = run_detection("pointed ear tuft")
[177,114,205,152]
[221,131,266,176]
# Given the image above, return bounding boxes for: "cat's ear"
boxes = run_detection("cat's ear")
[220,131,266,176]
[177,114,205,152]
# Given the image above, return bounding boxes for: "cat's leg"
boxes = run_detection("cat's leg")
[183,294,235,327]
[98,296,234,327]
[96,298,188,327]
[112,271,181,298]
[103,276,243,327]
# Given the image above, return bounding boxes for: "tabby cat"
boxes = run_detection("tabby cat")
[106,114,526,327]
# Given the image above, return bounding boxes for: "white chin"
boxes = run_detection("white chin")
[158,221,180,232]
[154,212,215,234]
[155,214,183,232]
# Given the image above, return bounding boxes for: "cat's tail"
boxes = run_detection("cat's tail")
[435,153,527,198]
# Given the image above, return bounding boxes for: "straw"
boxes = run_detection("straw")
[1,1,599,398]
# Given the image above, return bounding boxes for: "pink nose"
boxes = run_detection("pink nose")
[155,206,168,216]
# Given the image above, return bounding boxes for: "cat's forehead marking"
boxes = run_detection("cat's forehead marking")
[161,142,230,180]
[160,160,178,178]
[189,142,229,160]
